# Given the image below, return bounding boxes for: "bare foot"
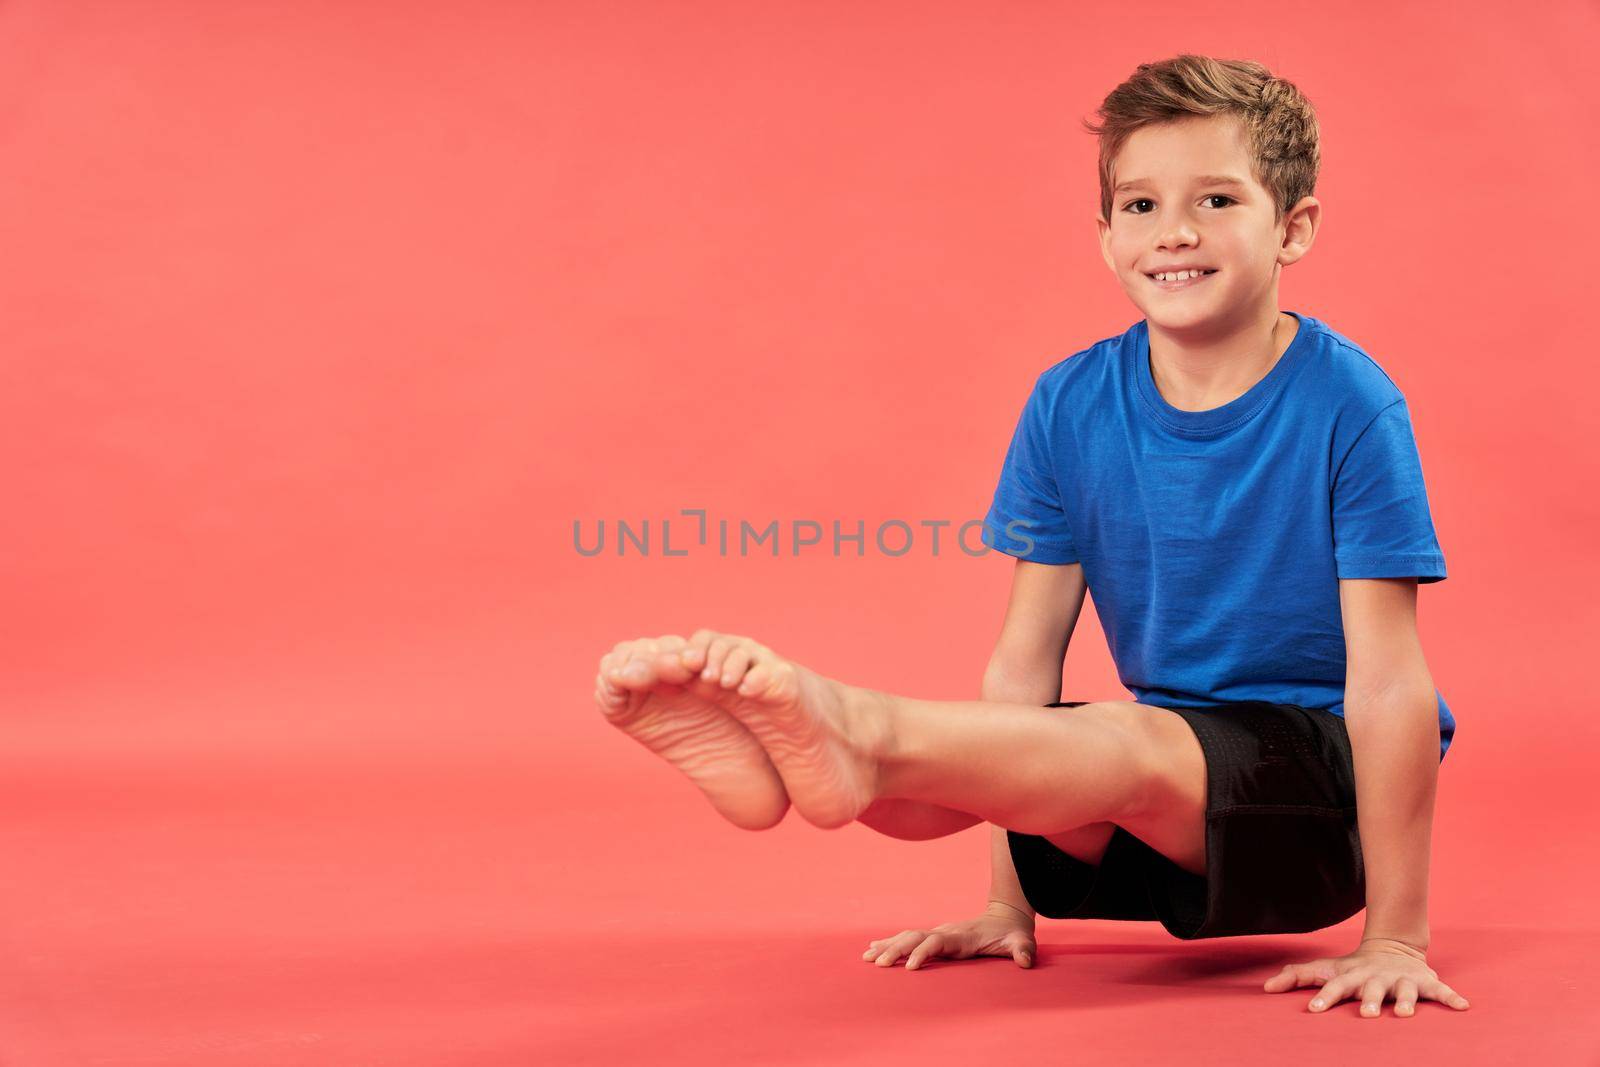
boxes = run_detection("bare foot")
[598,629,888,830]
[595,634,790,830]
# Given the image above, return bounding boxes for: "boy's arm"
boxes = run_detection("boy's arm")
[1266,578,1470,1015]
[1339,576,1439,954]
[981,558,1090,919]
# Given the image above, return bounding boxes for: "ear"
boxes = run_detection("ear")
[1278,196,1321,268]
[1096,214,1115,273]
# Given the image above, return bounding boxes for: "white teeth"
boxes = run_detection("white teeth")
[1152,269,1211,282]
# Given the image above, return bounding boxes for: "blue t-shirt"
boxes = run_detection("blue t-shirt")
[982,311,1454,760]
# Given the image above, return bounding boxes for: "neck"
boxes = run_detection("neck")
[1147,306,1296,413]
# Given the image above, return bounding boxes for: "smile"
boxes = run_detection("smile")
[1146,269,1217,291]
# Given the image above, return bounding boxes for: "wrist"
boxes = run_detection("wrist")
[985,899,1035,925]
[1359,934,1429,959]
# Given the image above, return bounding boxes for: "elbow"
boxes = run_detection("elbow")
[988,631,1068,673]
[1345,664,1435,712]
[1343,676,1437,727]
[982,645,1065,704]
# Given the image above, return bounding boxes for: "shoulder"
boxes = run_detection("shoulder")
[1295,314,1409,414]
[1292,315,1433,469]
[1026,321,1135,409]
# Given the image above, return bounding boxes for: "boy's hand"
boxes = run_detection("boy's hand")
[861,906,1036,970]
[1263,938,1471,1016]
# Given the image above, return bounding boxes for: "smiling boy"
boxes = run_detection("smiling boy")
[593,54,1469,1018]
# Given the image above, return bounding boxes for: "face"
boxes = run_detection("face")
[1096,114,1319,333]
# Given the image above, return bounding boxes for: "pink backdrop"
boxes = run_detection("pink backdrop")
[1,2,1595,1063]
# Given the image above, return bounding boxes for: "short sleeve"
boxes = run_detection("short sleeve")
[981,376,1079,564]
[1331,399,1447,583]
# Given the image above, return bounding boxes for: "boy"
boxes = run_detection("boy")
[592,54,1469,1018]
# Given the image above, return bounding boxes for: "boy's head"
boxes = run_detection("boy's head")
[1089,55,1321,330]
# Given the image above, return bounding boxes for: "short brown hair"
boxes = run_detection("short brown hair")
[1086,54,1320,226]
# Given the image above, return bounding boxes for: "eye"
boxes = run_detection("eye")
[1121,194,1237,214]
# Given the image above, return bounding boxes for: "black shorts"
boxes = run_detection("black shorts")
[1007,700,1366,940]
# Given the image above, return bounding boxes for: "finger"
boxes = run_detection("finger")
[1426,981,1471,1010]
[1265,963,1326,992]
[861,936,896,959]
[1394,978,1418,1018]
[905,933,946,970]
[1263,964,1302,992]
[1358,977,1388,1018]
[886,928,937,967]
[874,944,907,967]
[873,932,923,966]
[1309,977,1353,1012]
[719,646,753,689]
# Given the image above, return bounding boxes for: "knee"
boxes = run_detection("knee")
[1073,700,1172,821]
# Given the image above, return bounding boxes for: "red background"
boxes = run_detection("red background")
[2,2,1596,1063]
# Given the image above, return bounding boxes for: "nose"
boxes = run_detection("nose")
[1156,218,1199,252]
[1149,201,1202,253]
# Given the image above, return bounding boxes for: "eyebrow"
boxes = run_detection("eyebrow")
[1113,175,1249,195]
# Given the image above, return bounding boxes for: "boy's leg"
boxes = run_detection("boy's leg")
[1043,821,1118,865]
[597,631,1205,875]
[875,688,1203,876]
[856,798,983,840]
[856,802,1117,867]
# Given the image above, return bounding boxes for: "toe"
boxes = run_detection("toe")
[702,637,733,682]
[651,646,696,685]
[681,631,713,670]
[615,640,659,687]
[741,658,796,702]
[596,661,622,693]
[602,644,629,682]
[738,661,772,697]
[720,647,752,688]
[595,674,627,711]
